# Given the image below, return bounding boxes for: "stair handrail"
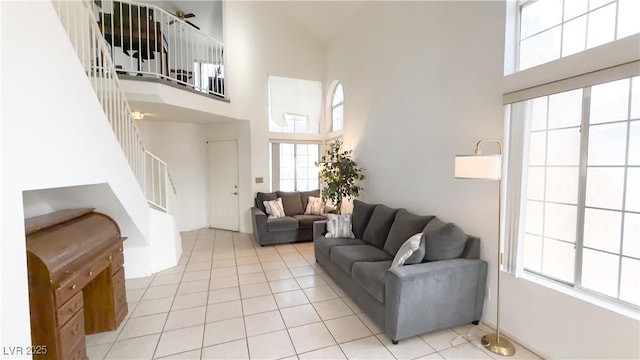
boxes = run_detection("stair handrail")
[51,0,175,212]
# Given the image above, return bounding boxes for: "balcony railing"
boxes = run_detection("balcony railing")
[52,0,175,212]
[95,0,226,98]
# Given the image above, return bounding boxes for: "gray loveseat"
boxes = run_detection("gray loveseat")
[314,200,487,343]
[252,190,328,246]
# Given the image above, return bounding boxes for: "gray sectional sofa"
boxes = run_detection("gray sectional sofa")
[314,200,488,343]
[251,190,328,246]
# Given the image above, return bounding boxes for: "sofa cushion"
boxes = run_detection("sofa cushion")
[256,192,277,213]
[362,205,398,249]
[330,245,393,274]
[305,197,324,215]
[266,217,299,232]
[315,237,366,257]
[300,189,321,210]
[405,232,427,265]
[277,191,304,216]
[293,214,326,229]
[352,200,377,239]
[424,217,468,261]
[383,210,434,256]
[352,260,392,303]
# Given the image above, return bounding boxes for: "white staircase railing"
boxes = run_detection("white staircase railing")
[52,0,175,212]
[96,0,226,98]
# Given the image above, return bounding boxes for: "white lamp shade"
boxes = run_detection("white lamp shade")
[454,155,502,180]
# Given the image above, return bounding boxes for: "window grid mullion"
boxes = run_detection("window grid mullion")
[617,78,634,300]
[540,96,550,273]
[574,87,591,289]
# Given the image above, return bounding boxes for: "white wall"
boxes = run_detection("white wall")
[224,1,326,195]
[326,1,639,358]
[1,1,155,353]
[137,120,208,231]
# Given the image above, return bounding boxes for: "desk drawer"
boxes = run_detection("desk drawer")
[60,310,85,359]
[55,261,109,306]
[57,291,83,326]
[65,339,86,360]
[109,244,125,273]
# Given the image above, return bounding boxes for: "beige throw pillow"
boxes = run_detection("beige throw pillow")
[263,198,286,219]
[304,196,324,215]
[325,214,355,238]
[390,233,422,268]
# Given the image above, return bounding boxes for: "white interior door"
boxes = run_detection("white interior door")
[207,139,239,231]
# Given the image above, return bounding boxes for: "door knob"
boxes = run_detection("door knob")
[231,192,238,195]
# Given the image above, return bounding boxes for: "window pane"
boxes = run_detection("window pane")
[617,0,640,39]
[585,167,625,210]
[544,203,577,242]
[626,168,640,212]
[588,122,628,166]
[523,234,543,272]
[589,0,614,10]
[583,208,622,253]
[529,96,548,131]
[519,27,561,70]
[582,249,619,297]
[280,180,295,191]
[586,4,616,49]
[547,128,580,166]
[548,89,583,129]
[620,257,640,306]
[520,0,563,38]
[546,167,579,204]
[526,200,544,235]
[629,121,640,165]
[542,239,575,283]
[632,77,640,119]
[590,78,630,124]
[527,167,545,200]
[281,143,294,155]
[529,132,547,166]
[332,83,344,106]
[564,0,588,20]
[562,15,587,57]
[622,212,640,258]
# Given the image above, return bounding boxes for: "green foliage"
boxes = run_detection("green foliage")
[316,139,365,214]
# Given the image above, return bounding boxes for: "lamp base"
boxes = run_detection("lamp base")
[481,333,516,356]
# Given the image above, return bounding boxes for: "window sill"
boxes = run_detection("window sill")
[517,270,640,321]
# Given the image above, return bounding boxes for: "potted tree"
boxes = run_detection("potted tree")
[317,139,365,214]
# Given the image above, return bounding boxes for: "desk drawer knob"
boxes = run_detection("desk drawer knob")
[119,247,123,252]
[71,302,79,312]
[72,323,80,335]
[108,255,113,260]
[71,284,77,290]
[88,271,93,277]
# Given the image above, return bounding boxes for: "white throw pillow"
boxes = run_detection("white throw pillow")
[325,214,355,238]
[263,198,286,219]
[305,196,324,215]
[390,233,422,268]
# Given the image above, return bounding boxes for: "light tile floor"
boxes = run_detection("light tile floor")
[86,228,542,360]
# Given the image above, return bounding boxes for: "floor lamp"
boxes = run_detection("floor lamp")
[454,139,515,356]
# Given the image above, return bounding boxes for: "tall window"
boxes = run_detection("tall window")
[518,0,640,70]
[268,76,322,134]
[514,76,640,307]
[270,142,320,191]
[331,83,344,132]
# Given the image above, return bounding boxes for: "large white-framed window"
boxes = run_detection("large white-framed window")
[331,83,344,132]
[506,74,640,308]
[270,142,320,192]
[517,0,640,71]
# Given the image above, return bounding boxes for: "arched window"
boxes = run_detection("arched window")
[331,83,344,132]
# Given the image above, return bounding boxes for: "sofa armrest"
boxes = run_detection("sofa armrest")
[251,207,268,243]
[313,220,328,242]
[384,259,487,341]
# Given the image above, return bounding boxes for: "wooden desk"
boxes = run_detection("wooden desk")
[26,209,127,360]
[98,1,169,76]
